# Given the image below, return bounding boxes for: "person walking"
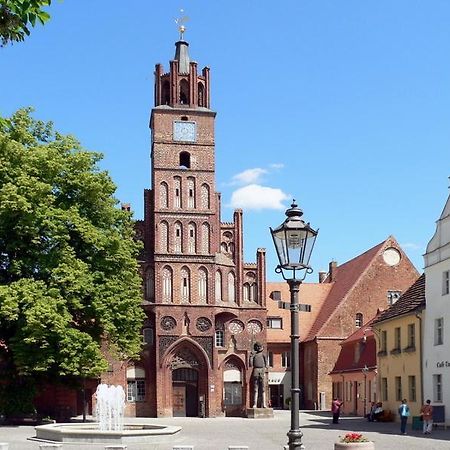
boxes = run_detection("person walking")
[398,399,410,434]
[420,399,433,435]
[331,397,344,424]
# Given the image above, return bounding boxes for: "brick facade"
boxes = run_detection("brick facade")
[109,39,267,418]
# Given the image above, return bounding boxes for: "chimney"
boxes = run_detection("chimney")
[329,260,338,282]
[121,203,131,212]
[318,271,327,283]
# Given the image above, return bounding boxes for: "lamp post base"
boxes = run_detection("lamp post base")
[285,429,305,450]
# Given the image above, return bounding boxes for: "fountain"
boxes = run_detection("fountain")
[33,384,181,444]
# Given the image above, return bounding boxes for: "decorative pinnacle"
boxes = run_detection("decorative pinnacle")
[175,9,190,40]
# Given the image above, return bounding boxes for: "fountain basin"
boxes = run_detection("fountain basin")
[34,422,182,444]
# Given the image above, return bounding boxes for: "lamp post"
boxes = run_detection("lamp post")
[362,365,369,418]
[270,200,318,450]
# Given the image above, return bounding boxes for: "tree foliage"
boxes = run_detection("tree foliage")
[0,108,144,384]
[0,0,52,46]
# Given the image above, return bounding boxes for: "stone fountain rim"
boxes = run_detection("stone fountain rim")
[34,422,182,443]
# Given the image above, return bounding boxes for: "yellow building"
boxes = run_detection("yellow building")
[372,274,425,421]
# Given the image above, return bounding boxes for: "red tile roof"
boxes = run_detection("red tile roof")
[305,239,387,341]
[329,317,379,374]
[372,274,425,324]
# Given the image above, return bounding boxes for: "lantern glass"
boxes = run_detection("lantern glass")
[270,202,318,271]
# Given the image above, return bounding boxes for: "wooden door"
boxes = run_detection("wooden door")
[173,384,186,417]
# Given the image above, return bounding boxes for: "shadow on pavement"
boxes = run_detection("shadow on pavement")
[300,410,450,442]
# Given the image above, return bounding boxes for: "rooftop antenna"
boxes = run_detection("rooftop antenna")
[175,9,190,40]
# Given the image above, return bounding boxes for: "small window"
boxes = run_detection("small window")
[435,318,444,345]
[381,378,388,401]
[180,151,191,169]
[381,330,387,353]
[407,323,415,348]
[268,351,274,367]
[267,317,282,329]
[355,313,363,328]
[215,330,224,347]
[443,271,450,295]
[281,351,290,368]
[408,375,416,402]
[387,290,402,305]
[127,379,145,402]
[433,374,443,402]
[394,327,401,350]
[395,376,402,401]
[142,327,154,345]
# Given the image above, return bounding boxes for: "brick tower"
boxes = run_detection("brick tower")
[135,33,267,418]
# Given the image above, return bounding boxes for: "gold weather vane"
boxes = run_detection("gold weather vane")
[175,9,189,40]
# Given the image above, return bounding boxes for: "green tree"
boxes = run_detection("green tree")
[0,109,144,413]
[0,0,52,46]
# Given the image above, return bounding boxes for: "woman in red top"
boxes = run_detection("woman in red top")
[420,399,433,435]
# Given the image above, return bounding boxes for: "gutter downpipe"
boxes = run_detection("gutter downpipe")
[416,312,424,405]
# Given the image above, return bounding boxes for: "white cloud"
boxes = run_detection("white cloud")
[269,163,284,170]
[231,168,267,185]
[400,242,423,251]
[229,184,290,210]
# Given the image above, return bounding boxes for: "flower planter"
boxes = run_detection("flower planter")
[334,442,375,450]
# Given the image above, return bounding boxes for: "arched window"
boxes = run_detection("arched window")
[228,272,236,303]
[198,82,205,107]
[251,283,258,303]
[201,184,210,209]
[180,267,190,303]
[162,266,173,303]
[162,80,170,105]
[215,271,222,302]
[160,181,168,208]
[201,222,210,254]
[198,267,208,304]
[145,268,154,302]
[187,177,195,208]
[159,221,169,253]
[355,313,363,328]
[221,242,228,253]
[188,222,196,253]
[174,176,181,208]
[243,283,250,302]
[179,79,189,104]
[180,152,191,169]
[174,222,183,253]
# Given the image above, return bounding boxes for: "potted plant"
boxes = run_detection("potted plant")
[334,432,375,450]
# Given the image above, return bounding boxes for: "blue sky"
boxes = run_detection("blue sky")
[2,1,450,281]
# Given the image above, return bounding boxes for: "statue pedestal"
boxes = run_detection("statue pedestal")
[246,407,274,419]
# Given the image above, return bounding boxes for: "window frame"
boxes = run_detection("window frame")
[435,317,444,346]
[127,379,146,402]
[215,330,224,347]
[443,270,450,296]
[267,317,282,329]
[395,376,402,402]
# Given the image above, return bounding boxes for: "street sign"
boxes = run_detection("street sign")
[278,301,311,312]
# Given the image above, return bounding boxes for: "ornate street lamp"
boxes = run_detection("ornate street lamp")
[270,200,318,450]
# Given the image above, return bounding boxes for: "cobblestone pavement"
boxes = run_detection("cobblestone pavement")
[0,410,449,450]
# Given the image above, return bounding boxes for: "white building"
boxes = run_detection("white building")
[423,192,450,426]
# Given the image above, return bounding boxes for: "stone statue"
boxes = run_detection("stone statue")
[249,341,267,408]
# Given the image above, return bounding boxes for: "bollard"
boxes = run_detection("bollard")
[0,443,8,450]
[172,446,194,450]
[39,445,62,450]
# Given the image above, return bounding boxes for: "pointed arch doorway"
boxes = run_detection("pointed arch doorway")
[172,368,198,417]
[165,341,210,418]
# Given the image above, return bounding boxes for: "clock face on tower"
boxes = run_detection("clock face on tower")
[173,121,196,142]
